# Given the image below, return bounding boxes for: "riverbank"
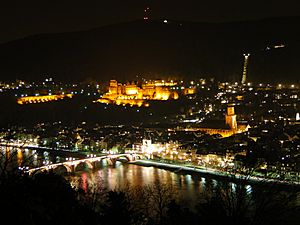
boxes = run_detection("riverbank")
[130,159,300,188]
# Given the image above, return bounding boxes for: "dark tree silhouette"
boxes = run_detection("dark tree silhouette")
[101,190,131,225]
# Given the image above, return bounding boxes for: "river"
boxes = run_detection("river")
[3,146,299,210]
[66,161,245,209]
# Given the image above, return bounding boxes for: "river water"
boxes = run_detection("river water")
[0,146,256,209]
[3,146,222,206]
[3,146,298,210]
[67,161,234,209]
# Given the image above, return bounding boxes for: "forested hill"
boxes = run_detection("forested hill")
[0,17,299,83]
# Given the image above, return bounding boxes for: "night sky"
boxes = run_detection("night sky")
[1,0,300,43]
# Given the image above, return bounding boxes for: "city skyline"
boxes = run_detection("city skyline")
[0,2,299,224]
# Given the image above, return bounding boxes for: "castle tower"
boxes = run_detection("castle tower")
[225,104,237,130]
[108,80,118,94]
[241,53,250,84]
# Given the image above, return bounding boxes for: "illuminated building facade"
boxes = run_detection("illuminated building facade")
[183,88,196,95]
[197,104,248,137]
[225,104,237,130]
[17,94,73,105]
[95,79,179,106]
[198,104,249,137]
[172,104,249,137]
[132,139,184,160]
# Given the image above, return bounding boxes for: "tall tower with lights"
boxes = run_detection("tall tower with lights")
[241,53,250,84]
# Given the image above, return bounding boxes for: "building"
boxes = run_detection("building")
[173,104,249,137]
[94,79,179,107]
[225,104,238,130]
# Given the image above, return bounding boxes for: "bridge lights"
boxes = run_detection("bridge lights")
[65,157,75,166]
[66,157,75,161]
[18,166,29,173]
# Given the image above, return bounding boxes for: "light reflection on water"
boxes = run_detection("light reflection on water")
[0,147,60,168]
[67,163,217,208]
[17,149,23,166]
[2,148,298,207]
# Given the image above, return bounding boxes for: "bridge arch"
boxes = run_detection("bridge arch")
[135,154,143,160]
[116,155,131,162]
[52,164,72,173]
[74,160,94,172]
[32,168,48,175]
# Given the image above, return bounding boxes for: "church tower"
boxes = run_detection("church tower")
[225,104,237,130]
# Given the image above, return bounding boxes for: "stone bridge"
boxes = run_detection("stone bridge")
[27,153,144,175]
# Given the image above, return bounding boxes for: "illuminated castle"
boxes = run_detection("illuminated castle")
[95,80,179,107]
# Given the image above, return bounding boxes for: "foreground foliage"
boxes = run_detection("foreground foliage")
[0,169,299,225]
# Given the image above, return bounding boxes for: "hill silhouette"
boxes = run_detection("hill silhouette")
[0,17,299,83]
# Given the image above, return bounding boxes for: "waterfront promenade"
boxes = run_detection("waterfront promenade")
[133,160,300,186]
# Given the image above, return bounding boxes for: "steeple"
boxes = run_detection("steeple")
[225,104,237,130]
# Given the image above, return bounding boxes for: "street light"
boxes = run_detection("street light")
[66,157,75,161]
